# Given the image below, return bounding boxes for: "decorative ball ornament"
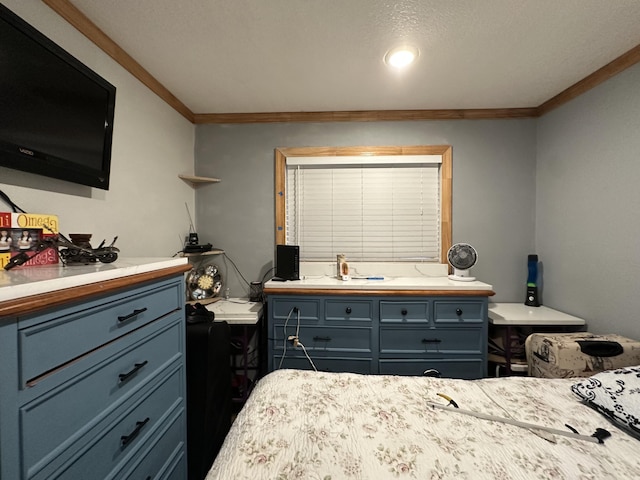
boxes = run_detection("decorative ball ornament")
[197,274,215,290]
[186,264,223,301]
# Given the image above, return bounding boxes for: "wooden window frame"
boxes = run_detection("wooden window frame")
[274,145,452,264]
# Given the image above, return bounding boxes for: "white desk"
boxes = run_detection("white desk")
[207,298,262,324]
[488,303,586,326]
[488,303,586,374]
[207,298,263,403]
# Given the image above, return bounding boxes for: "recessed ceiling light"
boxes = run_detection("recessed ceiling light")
[384,45,419,68]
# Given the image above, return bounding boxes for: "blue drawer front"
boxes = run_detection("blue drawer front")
[117,407,185,480]
[274,356,373,374]
[20,317,183,477]
[29,364,184,480]
[380,327,483,354]
[161,451,187,480]
[325,299,373,322]
[433,301,484,323]
[271,298,320,323]
[379,358,484,379]
[19,278,183,384]
[380,301,429,323]
[273,324,372,353]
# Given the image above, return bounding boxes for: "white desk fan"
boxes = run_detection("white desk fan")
[447,243,478,281]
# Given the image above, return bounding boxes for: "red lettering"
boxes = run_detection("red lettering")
[16,248,59,267]
[0,213,10,228]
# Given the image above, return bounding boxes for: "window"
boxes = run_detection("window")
[275,146,452,263]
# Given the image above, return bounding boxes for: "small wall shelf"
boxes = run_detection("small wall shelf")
[180,248,225,258]
[178,174,221,187]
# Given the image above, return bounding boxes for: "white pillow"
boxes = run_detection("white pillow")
[571,365,640,440]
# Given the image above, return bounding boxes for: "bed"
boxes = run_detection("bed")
[206,367,640,479]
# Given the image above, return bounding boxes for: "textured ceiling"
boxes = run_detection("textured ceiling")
[66,0,640,115]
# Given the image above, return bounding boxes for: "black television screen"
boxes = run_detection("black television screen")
[0,4,116,190]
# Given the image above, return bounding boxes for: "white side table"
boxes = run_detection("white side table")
[488,303,585,375]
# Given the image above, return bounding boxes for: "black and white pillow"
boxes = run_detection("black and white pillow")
[571,365,640,440]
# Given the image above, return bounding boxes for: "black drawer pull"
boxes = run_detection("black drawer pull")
[421,338,442,344]
[118,360,148,382]
[423,369,441,377]
[117,307,148,323]
[456,308,463,316]
[401,309,408,316]
[313,336,332,342]
[345,307,352,314]
[121,417,149,447]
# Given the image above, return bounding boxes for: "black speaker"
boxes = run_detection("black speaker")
[275,244,299,280]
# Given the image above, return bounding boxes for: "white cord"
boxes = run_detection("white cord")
[277,307,317,371]
[277,308,295,369]
[475,382,556,443]
[427,402,601,444]
[296,341,317,371]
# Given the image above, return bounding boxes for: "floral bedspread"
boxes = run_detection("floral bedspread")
[206,369,640,479]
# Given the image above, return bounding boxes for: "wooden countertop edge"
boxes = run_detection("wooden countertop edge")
[263,288,495,297]
[0,264,191,318]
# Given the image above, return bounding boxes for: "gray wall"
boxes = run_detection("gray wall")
[195,120,537,300]
[536,63,640,339]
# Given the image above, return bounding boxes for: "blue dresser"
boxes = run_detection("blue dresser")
[0,260,190,480]
[266,290,491,379]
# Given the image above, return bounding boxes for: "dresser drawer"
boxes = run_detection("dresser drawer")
[273,325,372,353]
[380,326,483,354]
[325,299,373,322]
[270,298,320,323]
[433,300,484,323]
[29,364,184,480]
[379,358,484,379]
[19,278,182,384]
[380,301,429,323]
[21,318,183,479]
[160,451,186,480]
[274,356,373,374]
[119,407,185,480]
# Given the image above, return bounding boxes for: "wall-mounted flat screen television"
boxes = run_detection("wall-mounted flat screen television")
[0,4,116,190]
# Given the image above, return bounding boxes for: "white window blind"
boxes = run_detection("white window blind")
[285,156,441,262]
